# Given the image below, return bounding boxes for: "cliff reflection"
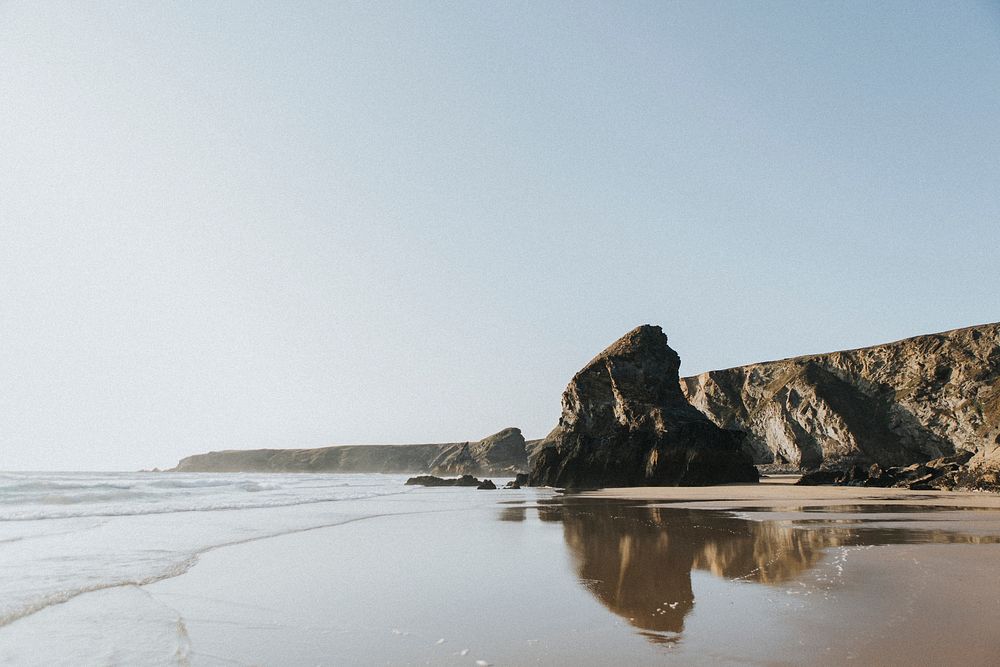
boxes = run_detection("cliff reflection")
[525,500,1000,643]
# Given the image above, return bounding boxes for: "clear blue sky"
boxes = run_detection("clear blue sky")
[2,1,998,470]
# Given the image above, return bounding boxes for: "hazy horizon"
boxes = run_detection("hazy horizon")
[2,1,999,471]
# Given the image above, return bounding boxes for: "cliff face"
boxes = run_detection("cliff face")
[529,325,758,487]
[681,323,1000,470]
[171,428,530,475]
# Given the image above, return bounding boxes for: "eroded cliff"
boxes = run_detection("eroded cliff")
[681,322,1000,471]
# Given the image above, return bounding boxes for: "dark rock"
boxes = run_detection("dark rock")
[476,479,497,490]
[504,473,529,489]
[528,325,759,488]
[798,449,996,491]
[797,469,849,486]
[864,463,890,487]
[404,474,482,487]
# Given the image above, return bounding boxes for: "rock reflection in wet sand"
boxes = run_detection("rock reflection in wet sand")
[500,499,1000,644]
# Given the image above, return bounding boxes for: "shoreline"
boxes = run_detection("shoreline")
[5,480,1000,664]
[578,477,1000,509]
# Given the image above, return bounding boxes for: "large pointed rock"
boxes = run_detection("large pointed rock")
[529,325,758,488]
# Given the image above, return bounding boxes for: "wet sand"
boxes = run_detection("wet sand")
[7,482,1000,665]
[583,474,1000,509]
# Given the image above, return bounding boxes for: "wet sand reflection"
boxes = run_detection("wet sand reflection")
[501,499,1000,643]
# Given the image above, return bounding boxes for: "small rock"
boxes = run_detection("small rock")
[405,474,483,487]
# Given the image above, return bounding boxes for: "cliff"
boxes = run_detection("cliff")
[528,325,758,487]
[171,427,532,474]
[681,322,1000,471]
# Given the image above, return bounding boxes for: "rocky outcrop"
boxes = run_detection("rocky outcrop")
[529,325,759,488]
[429,427,527,476]
[171,427,531,475]
[404,474,483,487]
[682,323,1000,474]
[795,451,1000,491]
[504,473,529,489]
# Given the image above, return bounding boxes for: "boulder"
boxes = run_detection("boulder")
[404,474,482,487]
[796,450,987,490]
[528,325,759,488]
[476,479,497,490]
[503,473,529,489]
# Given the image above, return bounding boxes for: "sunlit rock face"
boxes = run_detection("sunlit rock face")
[682,322,1000,471]
[529,325,758,488]
[430,427,527,476]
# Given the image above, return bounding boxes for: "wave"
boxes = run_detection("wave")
[145,478,249,489]
[0,481,136,493]
[0,487,413,521]
[0,506,435,629]
[0,472,415,520]
[0,490,156,506]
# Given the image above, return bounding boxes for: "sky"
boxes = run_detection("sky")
[1,1,998,471]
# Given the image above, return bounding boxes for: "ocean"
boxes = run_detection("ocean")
[0,471,412,629]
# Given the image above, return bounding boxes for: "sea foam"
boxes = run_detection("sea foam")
[0,471,410,629]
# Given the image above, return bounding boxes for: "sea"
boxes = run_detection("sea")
[0,471,411,630]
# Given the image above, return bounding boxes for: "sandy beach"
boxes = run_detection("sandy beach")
[585,474,1000,508]
[5,478,1000,665]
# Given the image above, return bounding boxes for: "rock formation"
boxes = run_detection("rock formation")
[171,427,531,475]
[796,450,1000,491]
[681,323,1000,476]
[528,325,758,487]
[404,474,483,487]
[429,427,527,476]
[503,473,529,489]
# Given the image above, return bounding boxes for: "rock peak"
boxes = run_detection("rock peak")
[530,325,758,488]
[591,325,671,362]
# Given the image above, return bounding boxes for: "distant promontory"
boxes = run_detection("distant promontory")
[170,427,542,476]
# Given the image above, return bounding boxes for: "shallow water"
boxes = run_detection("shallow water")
[0,471,412,627]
